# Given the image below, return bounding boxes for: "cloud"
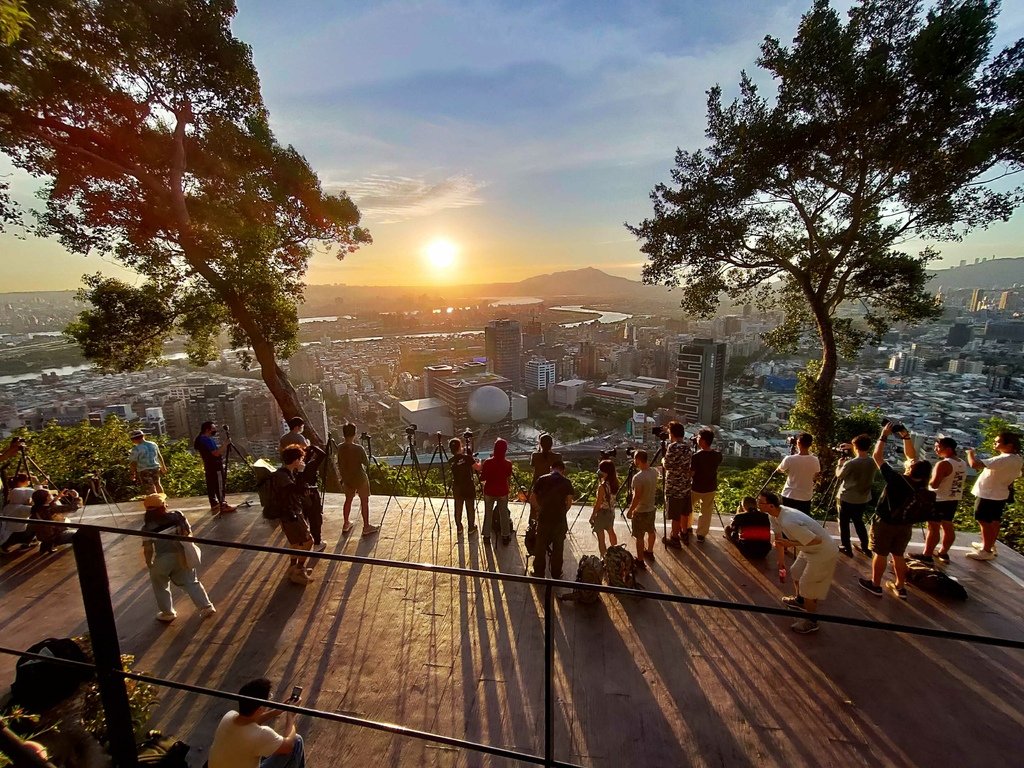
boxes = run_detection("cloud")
[328,173,487,224]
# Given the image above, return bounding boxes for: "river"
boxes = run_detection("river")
[550,305,633,327]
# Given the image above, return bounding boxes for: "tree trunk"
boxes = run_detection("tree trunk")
[808,300,838,462]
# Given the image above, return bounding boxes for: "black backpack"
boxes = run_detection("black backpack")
[905,560,968,600]
[889,479,936,525]
[11,637,93,712]
[137,730,190,766]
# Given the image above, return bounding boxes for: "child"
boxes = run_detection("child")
[336,423,379,537]
[448,438,480,534]
[589,459,619,555]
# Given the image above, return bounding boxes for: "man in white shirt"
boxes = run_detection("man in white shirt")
[209,678,306,768]
[965,431,1022,561]
[777,433,820,514]
[759,491,839,635]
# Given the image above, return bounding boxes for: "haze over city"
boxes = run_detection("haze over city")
[3,0,1024,292]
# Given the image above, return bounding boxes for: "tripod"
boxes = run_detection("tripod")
[380,431,435,527]
[423,432,452,534]
[80,469,129,525]
[218,424,256,512]
[12,443,53,489]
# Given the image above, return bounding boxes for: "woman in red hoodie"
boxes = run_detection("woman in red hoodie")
[480,438,514,545]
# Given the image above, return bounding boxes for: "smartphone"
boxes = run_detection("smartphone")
[289,685,302,702]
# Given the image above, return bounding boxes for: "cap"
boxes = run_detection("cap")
[142,492,167,509]
[130,429,145,439]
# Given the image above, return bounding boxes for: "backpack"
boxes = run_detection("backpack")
[11,637,93,712]
[905,560,969,601]
[559,555,604,604]
[137,731,190,767]
[604,545,638,589]
[889,480,936,525]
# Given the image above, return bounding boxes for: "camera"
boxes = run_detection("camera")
[405,424,417,435]
[883,419,909,438]
[652,425,667,441]
[833,443,852,457]
[599,448,617,459]
[360,431,371,441]
[626,446,637,458]
[462,429,475,439]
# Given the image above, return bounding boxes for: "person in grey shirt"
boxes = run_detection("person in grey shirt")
[835,434,877,556]
[625,450,659,569]
[279,417,310,454]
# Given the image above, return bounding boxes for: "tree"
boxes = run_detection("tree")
[628,0,1024,450]
[0,0,30,44]
[0,0,370,447]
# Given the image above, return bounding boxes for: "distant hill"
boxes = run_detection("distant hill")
[510,267,659,298]
[927,257,1024,291]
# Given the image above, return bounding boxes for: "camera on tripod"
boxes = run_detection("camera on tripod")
[360,431,371,441]
[405,424,418,436]
[599,447,617,459]
[652,425,668,442]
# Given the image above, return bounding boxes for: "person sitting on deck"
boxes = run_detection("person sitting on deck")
[724,496,772,558]
[0,473,36,553]
[209,677,306,768]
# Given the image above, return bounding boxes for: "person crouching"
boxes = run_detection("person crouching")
[269,446,315,585]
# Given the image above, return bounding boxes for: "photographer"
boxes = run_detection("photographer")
[209,677,306,768]
[691,428,722,543]
[337,423,378,538]
[834,435,876,557]
[964,431,1022,562]
[858,423,931,600]
[27,488,80,555]
[266,446,315,585]
[660,421,692,549]
[777,433,819,514]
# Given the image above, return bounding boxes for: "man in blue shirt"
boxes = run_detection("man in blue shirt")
[194,422,235,514]
[129,429,166,494]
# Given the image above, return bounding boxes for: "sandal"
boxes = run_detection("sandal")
[342,522,354,535]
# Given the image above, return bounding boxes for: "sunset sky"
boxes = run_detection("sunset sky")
[3,0,1024,291]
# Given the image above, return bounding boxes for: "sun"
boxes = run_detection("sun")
[424,238,459,271]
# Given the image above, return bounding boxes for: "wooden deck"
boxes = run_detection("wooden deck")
[2,492,1024,767]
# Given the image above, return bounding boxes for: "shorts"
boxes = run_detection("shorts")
[343,478,370,496]
[665,495,692,521]
[781,496,812,514]
[631,510,656,538]
[280,516,312,547]
[974,497,1007,523]
[869,518,913,557]
[591,506,614,532]
[929,499,959,523]
[789,548,839,601]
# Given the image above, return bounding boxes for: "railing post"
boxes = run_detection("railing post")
[544,583,554,767]
[72,527,139,768]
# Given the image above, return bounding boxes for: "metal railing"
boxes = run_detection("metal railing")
[1,515,1023,768]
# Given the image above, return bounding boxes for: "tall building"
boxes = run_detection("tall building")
[524,358,556,391]
[484,319,522,392]
[674,339,726,426]
[288,350,322,384]
[422,365,455,398]
[577,341,599,379]
[970,288,985,313]
[431,371,512,432]
[947,322,972,347]
[522,319,544,351]
[999,291,1020,311]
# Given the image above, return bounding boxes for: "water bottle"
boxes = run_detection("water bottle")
[778,565,787,583]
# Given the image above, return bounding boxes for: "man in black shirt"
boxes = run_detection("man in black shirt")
[530,460,575,579]
[266,446,315,585]
[691,429,723,542]
[724,496,772,558]
[448,437,479,534]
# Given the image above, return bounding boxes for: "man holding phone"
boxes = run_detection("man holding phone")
[208,678,306,768]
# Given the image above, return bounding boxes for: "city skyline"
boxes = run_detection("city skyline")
[2,0,1024,292]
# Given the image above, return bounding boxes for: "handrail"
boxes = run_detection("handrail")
[3,515,1023,648]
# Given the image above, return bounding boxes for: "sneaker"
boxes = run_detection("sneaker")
[838,547,853,557]
[909,553,933,564]
[970,541,997,556]
[858,546,872,556]
[199,605,217,619]
[662,536,682,550]
[156,611,177,623]
[696,534,706,543]
[858,577,883,596]
[781,595,806,612]
[634,560,648,571]
[966,549,996,561]
[456,524,464,534]
[210,505,220,515]
[791,619,819,635]
[361,525,380,537]
[643,550,655,561]
[885,580,908,600]
[313,541,328,552]
[682,529,692,546]
[219,503,236,514]
[935,551,950,563]
[342,522,354,535]
[288,566,312,585]
[468,524,478,533]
